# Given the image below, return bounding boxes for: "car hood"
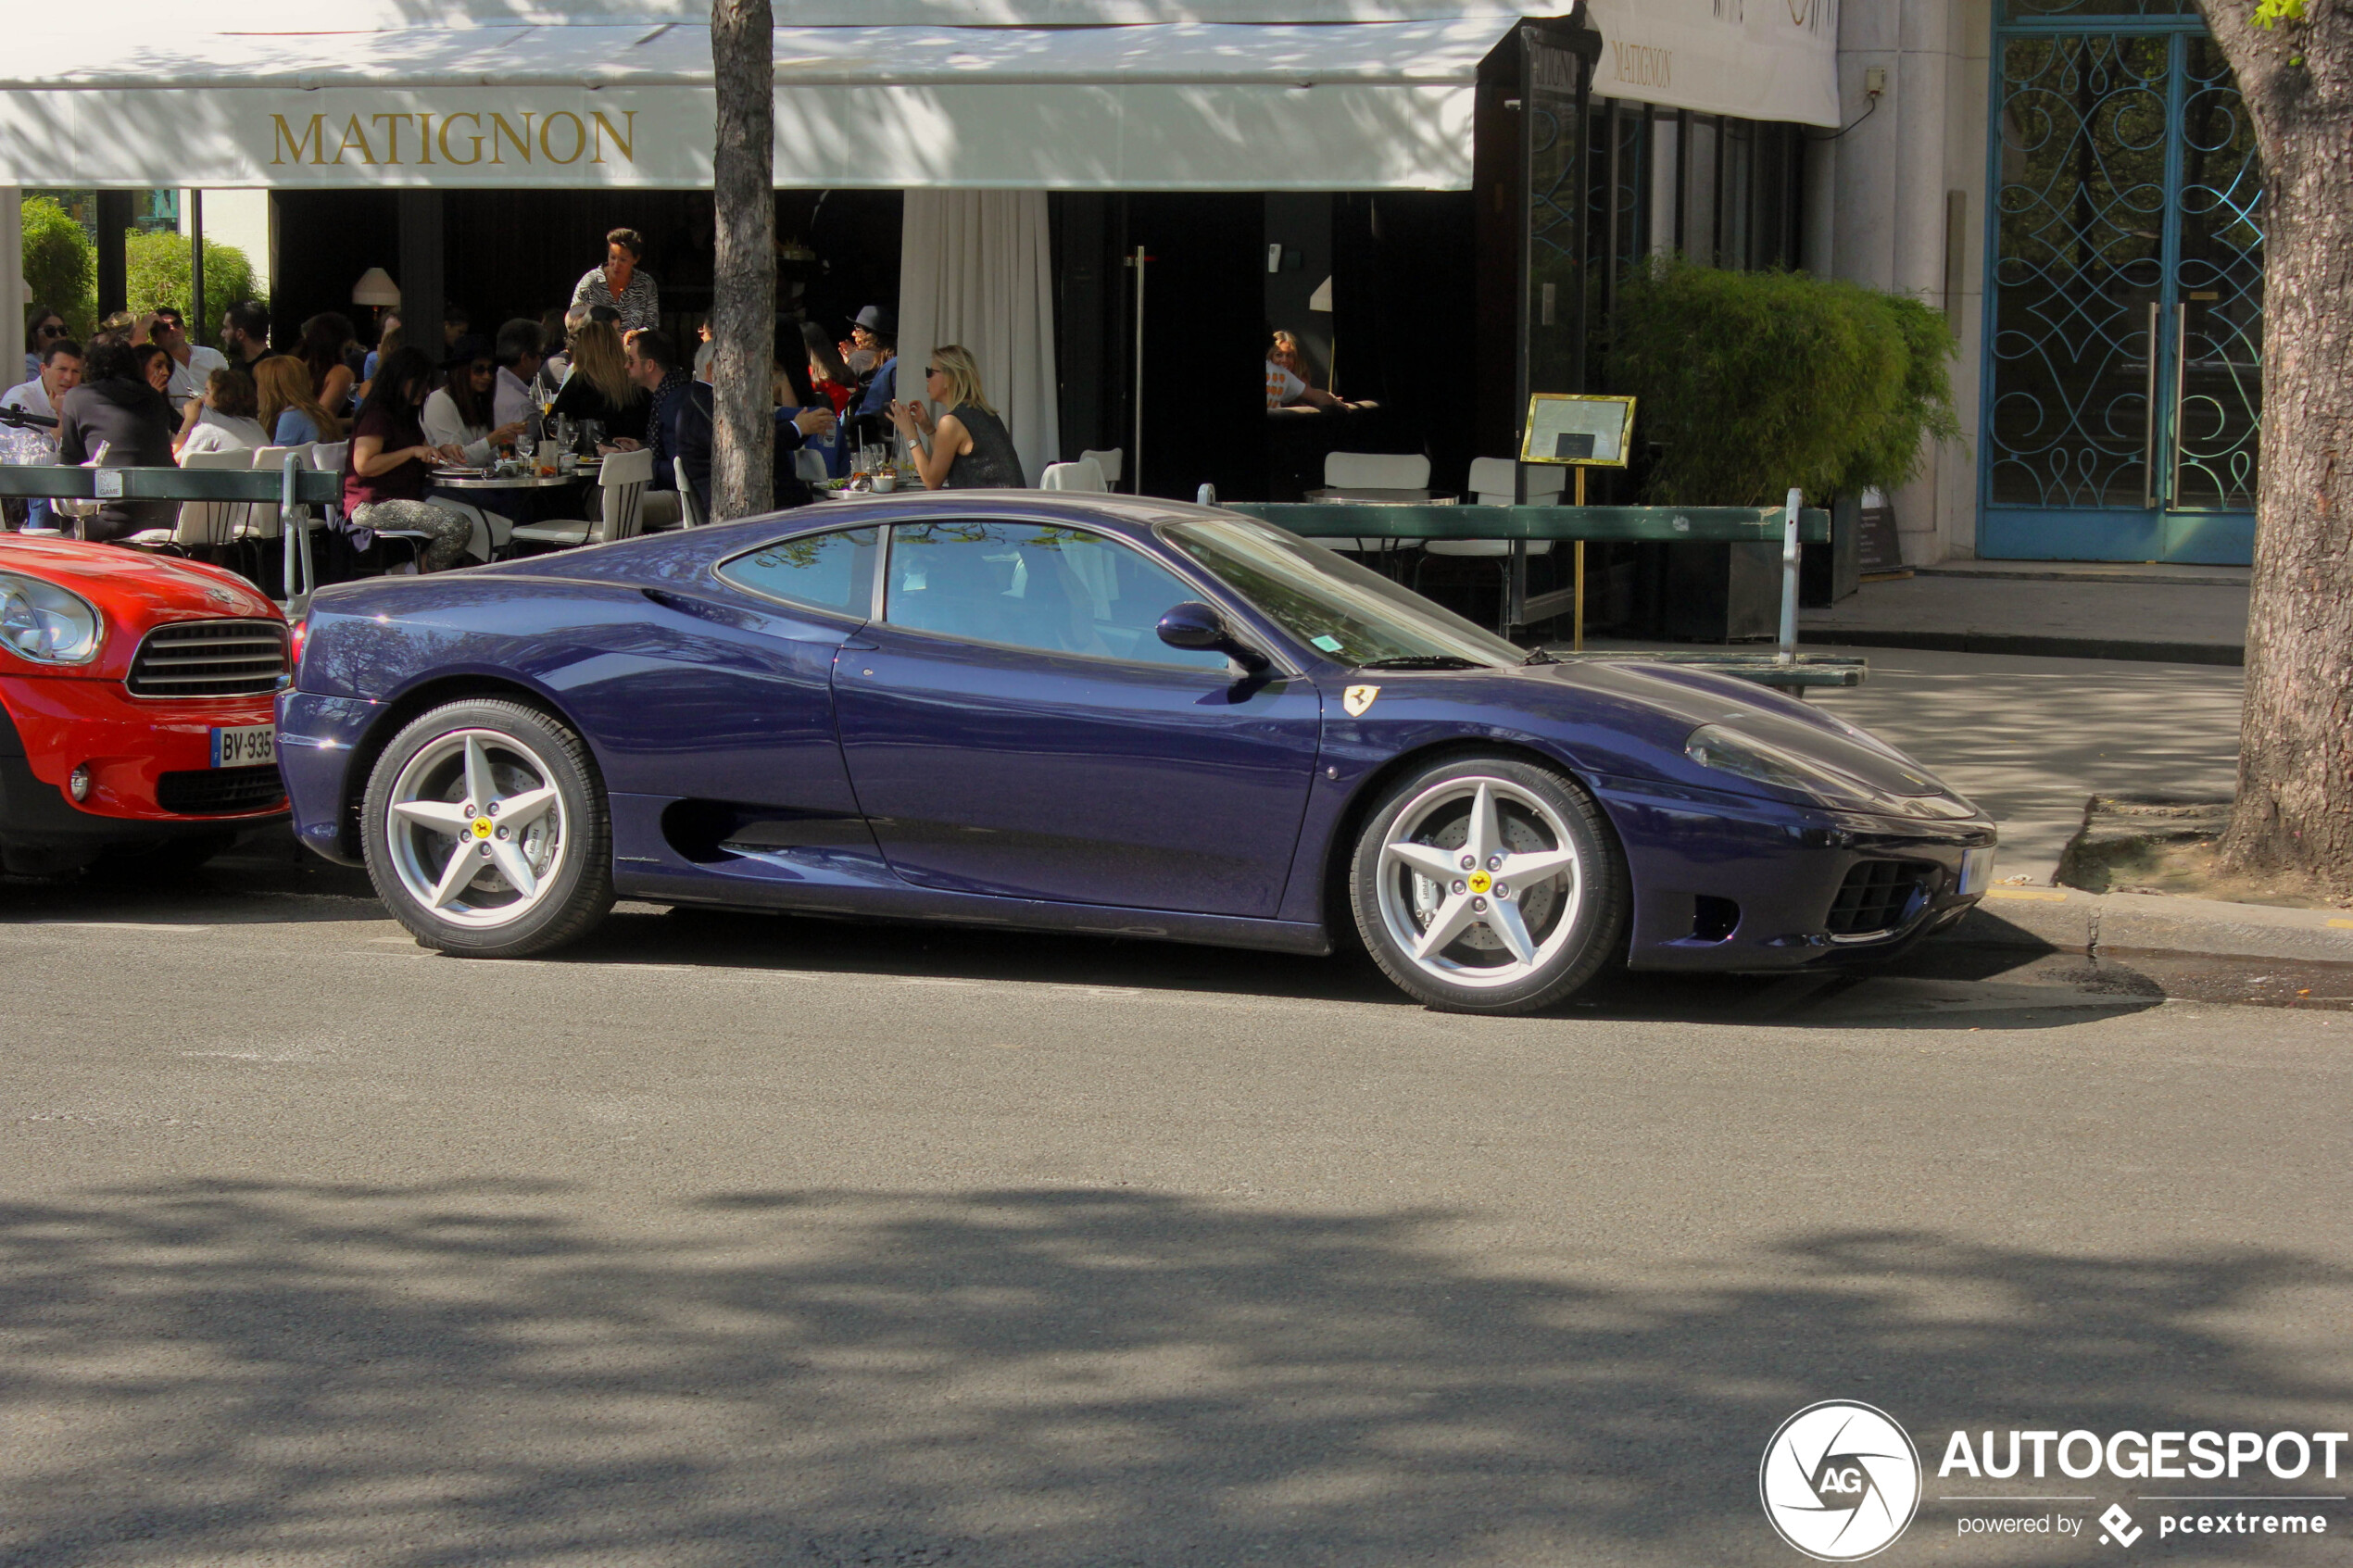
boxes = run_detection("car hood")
[0,535,278,626]
[1352,657,1978,817]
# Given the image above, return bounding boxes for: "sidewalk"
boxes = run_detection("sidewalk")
[1798,559,2248,664]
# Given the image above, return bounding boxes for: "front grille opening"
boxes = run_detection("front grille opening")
[1692,895,1741,943]
[127,620,288,698]
[1826,860,1934,938]
[155,766,286,816]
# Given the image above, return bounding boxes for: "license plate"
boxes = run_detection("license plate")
[211,723,277,769]
[1958,846,1996,896]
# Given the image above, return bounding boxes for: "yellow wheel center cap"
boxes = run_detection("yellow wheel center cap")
[1467,870,1492,895]
[472,818,494,839]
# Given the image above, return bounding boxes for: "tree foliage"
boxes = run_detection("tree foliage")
[20,196,95,337]
[1606,257,1961,506]
[124,231,263,330]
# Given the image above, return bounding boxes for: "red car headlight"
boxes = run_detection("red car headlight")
[0,571,104,665]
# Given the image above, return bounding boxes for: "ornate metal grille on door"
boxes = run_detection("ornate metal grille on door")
[1981,17,2261,563]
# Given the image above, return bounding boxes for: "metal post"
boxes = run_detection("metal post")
[281,453,302,600]
[1573,466,1588,652]
[1777,486,1802,666]
[1130,244,1147,495]
[189,190,206,348]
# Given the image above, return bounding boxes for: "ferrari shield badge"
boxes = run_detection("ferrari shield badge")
[1343,684,1380,718]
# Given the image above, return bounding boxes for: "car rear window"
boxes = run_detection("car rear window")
[716,526,880,618]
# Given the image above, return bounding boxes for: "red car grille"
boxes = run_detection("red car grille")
[126,619,289,697]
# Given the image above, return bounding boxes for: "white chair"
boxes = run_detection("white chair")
[510,446,654,551]
[793,448,829,483]
[1039,458,1108,493]
[1317,451,1433,561]
[1416,457,1565,624]
[125,447,252,557]
[1430,458,1562,560]
[1466,457,1567,508]
[245,445,318,595]
[1080,447,1123,487]
[674,458,706,527]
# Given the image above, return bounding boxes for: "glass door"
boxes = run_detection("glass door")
[1980,26,2262,563]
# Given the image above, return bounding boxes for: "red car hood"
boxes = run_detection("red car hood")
[0,536,283,682]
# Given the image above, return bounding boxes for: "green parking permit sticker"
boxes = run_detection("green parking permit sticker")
[1312,634,1343,653]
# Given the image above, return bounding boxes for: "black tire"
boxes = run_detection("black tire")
[361,698,614,958]
[1347,754,1627,1014]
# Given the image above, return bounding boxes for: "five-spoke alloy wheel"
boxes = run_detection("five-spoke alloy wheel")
[362,699,615,957]
[1350,755,1625,1013]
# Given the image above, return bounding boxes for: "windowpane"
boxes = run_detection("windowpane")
[717,526,880,616]
[886,521,1231,671]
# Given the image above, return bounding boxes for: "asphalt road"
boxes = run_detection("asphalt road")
[2,853,2347,1566]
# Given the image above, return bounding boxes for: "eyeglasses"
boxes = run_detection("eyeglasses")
[924,366,942,378]
[34,323,64,337]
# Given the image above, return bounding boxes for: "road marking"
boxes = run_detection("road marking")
[1984,889,2067,902]
[2329,919,2353,930]
[25,921,215,933]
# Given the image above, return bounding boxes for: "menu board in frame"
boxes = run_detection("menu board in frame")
[1520,394,1637,468]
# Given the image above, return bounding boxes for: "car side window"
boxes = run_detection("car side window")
[885,522,1231,671]
[715,526,880,618]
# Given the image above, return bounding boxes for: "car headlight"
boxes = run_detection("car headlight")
[1684,722,1977,819]
[0,571,103,665]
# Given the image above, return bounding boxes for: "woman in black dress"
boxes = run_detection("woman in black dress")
[888,345,1026,490]
[547,319,649,445]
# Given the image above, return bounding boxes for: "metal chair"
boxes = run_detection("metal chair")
[510,446,654,551]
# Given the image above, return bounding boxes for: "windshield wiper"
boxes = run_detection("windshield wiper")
[1521,648,1559,666]
[1355,655,1489,671]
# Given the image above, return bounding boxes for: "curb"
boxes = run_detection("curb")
[1938,887,2353,966]
[1795,629,2244,666]
[1913,565,2250,589]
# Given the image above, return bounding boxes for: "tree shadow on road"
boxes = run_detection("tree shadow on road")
[0,1182,2334,1566]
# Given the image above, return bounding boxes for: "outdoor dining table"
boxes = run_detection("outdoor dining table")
[433,468,598,533]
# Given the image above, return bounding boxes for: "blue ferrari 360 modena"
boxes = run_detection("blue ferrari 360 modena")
[279,493,1995,1013]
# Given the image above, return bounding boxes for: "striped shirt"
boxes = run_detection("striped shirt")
[570,266,661,333]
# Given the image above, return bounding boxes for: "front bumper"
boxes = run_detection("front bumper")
[1594,776,1996,972]
[0,674,287,845]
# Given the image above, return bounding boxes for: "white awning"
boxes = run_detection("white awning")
[0,6,1834,192]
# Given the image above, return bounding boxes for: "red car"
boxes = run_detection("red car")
[0,535,289,876]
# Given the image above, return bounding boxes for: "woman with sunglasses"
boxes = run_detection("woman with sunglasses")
[887,345,1026,491]
[422,353,527,466]
[24,307,68,385]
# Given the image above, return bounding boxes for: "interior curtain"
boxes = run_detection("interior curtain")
[896,189,1060,487]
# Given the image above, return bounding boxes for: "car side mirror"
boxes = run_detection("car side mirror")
[1158,600,1268,673]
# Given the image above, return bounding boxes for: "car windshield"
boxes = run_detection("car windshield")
[1162,516,1529,670]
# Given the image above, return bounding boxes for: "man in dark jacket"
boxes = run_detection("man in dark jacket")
[673,387,837,522]
[57,339,178,542]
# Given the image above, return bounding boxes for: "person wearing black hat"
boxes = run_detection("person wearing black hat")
[850,306,900,425]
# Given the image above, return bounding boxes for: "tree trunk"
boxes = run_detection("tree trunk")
[711,0,774,521]
[2198,0,2353,891]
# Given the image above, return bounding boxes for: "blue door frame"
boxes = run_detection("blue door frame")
[1978,8,2262,564]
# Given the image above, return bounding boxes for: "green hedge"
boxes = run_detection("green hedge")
[21,196,94,338]
[1607,257,1960,506]
[125,231,263,331]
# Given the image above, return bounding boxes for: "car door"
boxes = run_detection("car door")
[560,523,881,826]
[831,519,1322,917]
